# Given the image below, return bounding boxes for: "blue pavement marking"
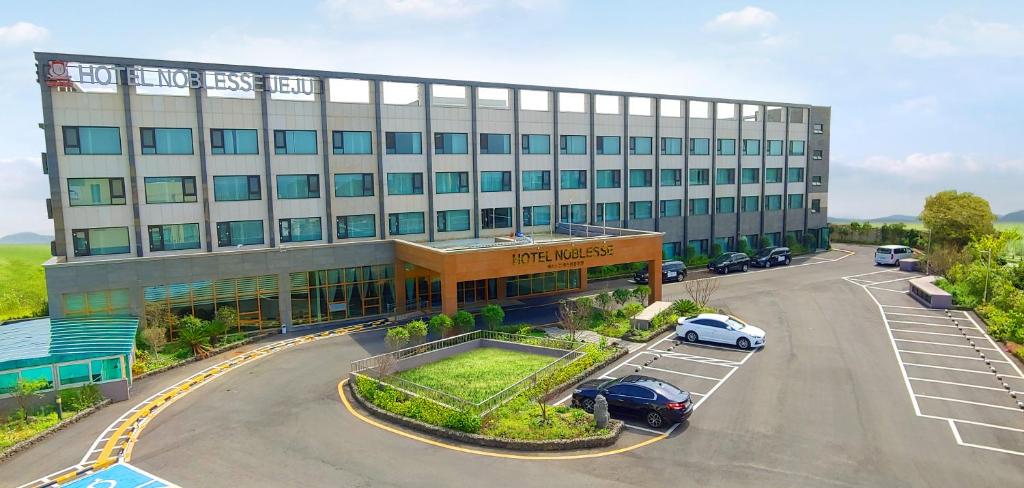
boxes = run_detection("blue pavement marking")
[63,463,178,488]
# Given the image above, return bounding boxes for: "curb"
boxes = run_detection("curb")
[132,333,272,381]
[350,346,629,452]
[0,399,112,463]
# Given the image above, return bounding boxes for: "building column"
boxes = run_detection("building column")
[647,258,662,304]
[277,271,292,327]
[578,266,588,292]
[395,261,407,313]
[496,276,508,300]
[440,268,458,316]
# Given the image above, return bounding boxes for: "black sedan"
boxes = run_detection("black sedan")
[708,252,751,274]
[571,375,693,428]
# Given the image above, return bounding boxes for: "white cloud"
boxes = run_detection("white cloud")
[0,22,48,44]
[838,152,1024,181]
[892,15,1024,58]
[320,0,507,20]
[705,6,778,31]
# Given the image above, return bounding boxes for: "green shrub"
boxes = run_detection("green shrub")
[612,288,632,306]
[710,243,723,258]
[428,314,454,337]
[385,327,410,350]
[481,304,505,330]
[355,376,481,433]
[672,299,701,317]
[59,384,104,412]
[620,302,644,318]
[453,310,476,333]
[176,316,210,357]
[405,320,428,345]
[633,285,651,304]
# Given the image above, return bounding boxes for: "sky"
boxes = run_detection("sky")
[0,0,1022,236]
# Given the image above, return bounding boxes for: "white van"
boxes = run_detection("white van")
[875,245,913,265]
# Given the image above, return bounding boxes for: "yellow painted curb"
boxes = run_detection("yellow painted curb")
[337,378,671,460]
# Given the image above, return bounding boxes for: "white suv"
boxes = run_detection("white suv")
[875,245,913,266]
[676,313,766,350]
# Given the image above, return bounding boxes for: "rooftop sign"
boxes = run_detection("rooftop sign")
[44,60,318,94]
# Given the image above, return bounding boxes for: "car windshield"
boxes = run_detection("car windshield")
[726,318,746,330]
[876,248,892,254]
[755,248,773,258]
[712,254,732,264]
[652,383,688,401]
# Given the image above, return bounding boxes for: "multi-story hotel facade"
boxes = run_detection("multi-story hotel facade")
[34,52,830,331]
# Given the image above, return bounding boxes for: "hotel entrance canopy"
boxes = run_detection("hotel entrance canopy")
[394,224,664,315]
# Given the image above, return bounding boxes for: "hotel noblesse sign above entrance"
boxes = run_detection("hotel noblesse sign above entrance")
[44,60,320,94]
[511,243,614,270]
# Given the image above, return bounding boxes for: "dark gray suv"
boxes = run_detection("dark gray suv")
[751,246,791,268]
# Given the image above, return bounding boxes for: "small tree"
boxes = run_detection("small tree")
[710,242,723,258]
[481,304,505,330]
[405,320,428,345]
[141,326,168,353]
[215,307,239,334]
[575,296,594,319]
[428,313,454,337]
[594,292,612,315]
[371,353,396,383]
[738,238,752,256]
[143,301,175,329]
[177,315,211,358]
[385,326,410,351]
[535,373,560,424]
[205,319,229,347]
[633,285,651,305]
[759,235,772,249]
[12,378,49,422]
[453,310,476,334]
[612,288,632,307]
[684,278,719,307]
[558,299,584,341]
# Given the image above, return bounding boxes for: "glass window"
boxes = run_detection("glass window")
[716,168,735,185]
[811,175,823,186]
[277,174,320,199]
[334,173,375,197]
[522,205,551,226]
[789,140,806,156]
[811,199,821,213]
[386,173,423,195]
[559,204,587,224]
[716,138,736,156]
[437,209,471,232]
[480,133,511,155]
[663,242,682,260]
[273,130,318,155]
[689,198,709,215]
[214,175,261,201]
[629,169,652,187]
[522,134,550,154]
[787,167,805,183]
[435,172,469,194]
[716,197,736,214]
[337,214,376,239]
[388,212,425,235]
[788,194,804,209]
[765,168,783,183]
[90,358,123,382]
[742,139,760,156]
[434,132,468,155]
[629,201,653,220]
[332,131,372,155]
[522,170,551,191]
[688,168,709,185]
[71,227,130,257]
[660,137,683,155]
[63,126,121,155]
[144,176,197,204]
[57,362,91,386]
[148,223,201,251]
[689,138,710,155]
[140,128,193,155]
[596,169,621,189]
[210,129,258,155]
[559,170,587,189]
[596,202,620,222]
[764,194,783,210]
[480,171,512,192]
[688,239,709,256]
[741,168,759,184]
[813,149,823,160]
[596,136,620,155]
[279,217,322,242]
[660,199,682,217]
[0,372,18,395]
[766,140,784,156]
[20,366,54,390]
[813,123,824,134]
[216,220,264,247]
[559,135,587,155]
[480,207,513,229]
[629,136,652,155]
[385,132,422,154]
[741,196,759,212]
[660,169,681,186]
[68,178,126,206]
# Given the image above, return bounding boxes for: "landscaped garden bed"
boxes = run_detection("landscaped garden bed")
[553,285,716,343]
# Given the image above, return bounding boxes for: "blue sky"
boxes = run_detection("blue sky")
[0,0,1022,235]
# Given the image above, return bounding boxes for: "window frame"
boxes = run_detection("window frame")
[273,129,319,155]
[213,175,262,201]
[62,126,122,155]
[144,176,198,204]
[67,177,127,206]
[210,128,259,155]
[215,219,265,247]
[332,130,373,155]
[333,173,375,197]
[660,137,683,155]
[336,214,377,239]
[276,174,321,199]
[148,223,201,252]
[628,136,653,155]
[140,127,194,155]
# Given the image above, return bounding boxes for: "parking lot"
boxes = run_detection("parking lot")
[845,268,1024,457]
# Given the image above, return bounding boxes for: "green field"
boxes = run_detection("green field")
[395,347,555,403]
[0,244,50,321]
[860,221,1024,233]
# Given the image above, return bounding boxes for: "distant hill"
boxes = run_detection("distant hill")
[829,215,919,224]
[0,232,53,244]
[1000,210,1024,222]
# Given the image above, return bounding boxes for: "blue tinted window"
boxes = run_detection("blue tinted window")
[435,172,468,194]
[660,137,682,155]
[481,207,513,229]
[63,126,122,155]
[788,194,804,209]
[480,133,511,154]
[211,129,258,155]
[630,201,653,219]
[596,136,620,155]
[522,170,551,191]
[523,205,550,226]
[214,175,261,201]
[559,204,587,224]
[787,168,805,183]
[688,169,709,185]
[68,178,126,206]
[277,174,320,199]
[630,136,652,155]
[559,135,587,155]
[480,171,511,192]
[522,134,550,154]
[716,168,735,185]
[764,195,783,210]
[141,128,193,155]
[145,176,197,204]
[274,130,318,155]
[597,202,620,222]
[742,139,760,155]
[333,131,372,155]
[689,138,710,155]
[688,239,709,256]
[660,169,681,186]
[741,168,759,184]
[660,199,682,217]
[765,168,783,183]
[596,170,620,188]
[716,197,735,213]
[789,140,806,156]
[766,140,783,156]
[388,212,425,235]
[334,173,375,197]
[717,138,736,155]
[386,132,422,154]
[216,220,264,247]
[280,217,322,242]
[337,214,376,239]
[71,227,131,257]
[387,173,423,195]
[434,132,468,154]
[437,209,471,232]
[689,198,709,215]
[742,196,759,212]
[629,169,652,187]
[148,223,201,251]
[560,170,587,189]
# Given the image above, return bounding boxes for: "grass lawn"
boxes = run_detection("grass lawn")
[0,244,50,322]
[395,347,555,403]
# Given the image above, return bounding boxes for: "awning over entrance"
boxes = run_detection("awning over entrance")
[394,224,664,315]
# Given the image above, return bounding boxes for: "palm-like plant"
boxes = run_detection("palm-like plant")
[177,315,211,358]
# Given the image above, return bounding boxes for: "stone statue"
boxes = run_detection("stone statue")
[594,394,609,429]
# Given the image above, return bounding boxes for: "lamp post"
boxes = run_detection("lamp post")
[55,395,63,421]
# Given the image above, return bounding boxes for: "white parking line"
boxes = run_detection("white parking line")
[862,276,918,286]
[887,320,963,329]
[963,313,1024,379]
[845,270,900,279]
[894,338,996,350]
[641,350,739,368]
[898,349,1011,363]
[867,286,909,294]
[915,394,1023,411]
[882,304,940,311]
[909,377,1013,392]
[625,363,725,381]
[903,362,1020,377]
[887,311,966,320]
[890,328,987,340]
[624,423,671,435]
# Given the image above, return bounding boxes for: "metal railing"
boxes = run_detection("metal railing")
[350,330,586,415]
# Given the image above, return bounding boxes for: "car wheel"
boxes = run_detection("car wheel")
[742,264,749,272]
[894,260,900,267]
[737,337,751,350]
[722,266,729,274]
[684,331,698,342]
[646,410,665,429]
[765,260,772,269]
[785,257,791,265]
[580,398,595,414]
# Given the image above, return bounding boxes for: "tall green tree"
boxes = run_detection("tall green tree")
[920,190,996,247]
